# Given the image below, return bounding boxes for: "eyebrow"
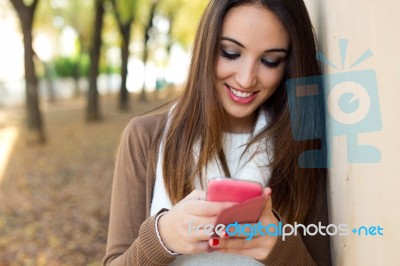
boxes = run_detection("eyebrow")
[221,36,288,54]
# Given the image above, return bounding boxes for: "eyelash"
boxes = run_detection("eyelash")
[261,59,281,69]
[220,49,240,60]
[220,49,281,69]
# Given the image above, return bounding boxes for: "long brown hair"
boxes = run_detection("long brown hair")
[162,0,326,224]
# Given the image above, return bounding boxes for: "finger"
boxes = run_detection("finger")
[190,240,210,253]
[225,222,261,239]
[263,187,273,211]
[187,225,220,241]
[185,216,221,241]
[189,201,236,216]
[212,236,271,259]
[211,237,254,249]
[217,231,277,247]
[186,215,218,227]
[179,240,210,254]
[210,236,262,249]
[258,187,275,221]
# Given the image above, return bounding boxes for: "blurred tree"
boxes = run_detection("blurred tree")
[36,0,94,98]
[111,0,138,111]
[86,0,105,121]
[43,63,56,103]
[159,0,208,50]
[157,0,182,54]
[29,1,56,104]
[62,0,93,98]
[102,4,120,95]
[139,0,159,102]
[9,0,46,143]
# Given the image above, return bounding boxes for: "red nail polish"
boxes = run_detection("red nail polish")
[211,238,219,246]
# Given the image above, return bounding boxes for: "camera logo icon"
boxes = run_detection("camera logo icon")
[286,39,382,168]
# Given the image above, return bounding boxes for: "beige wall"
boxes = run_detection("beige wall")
[304,0,400,265]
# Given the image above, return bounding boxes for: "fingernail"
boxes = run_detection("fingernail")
[211,238,219,247]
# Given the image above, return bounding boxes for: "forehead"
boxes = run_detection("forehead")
[221,4,289,49]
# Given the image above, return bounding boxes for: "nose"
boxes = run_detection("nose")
[236,60,257,89]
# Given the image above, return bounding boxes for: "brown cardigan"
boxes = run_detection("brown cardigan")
[103,111,332,266]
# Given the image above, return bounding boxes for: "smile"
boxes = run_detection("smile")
[228,86,255,98]
[224,84,259,104]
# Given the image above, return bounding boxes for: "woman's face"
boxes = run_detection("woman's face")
[215,4,289,133]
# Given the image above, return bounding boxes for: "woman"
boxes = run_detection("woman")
[103,0,331,265]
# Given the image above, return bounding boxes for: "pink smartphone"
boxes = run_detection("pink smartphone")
[207,178,263,203]
[206,178,265,224]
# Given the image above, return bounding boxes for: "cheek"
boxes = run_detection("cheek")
[215,59,234,80]
[260,69,285,92]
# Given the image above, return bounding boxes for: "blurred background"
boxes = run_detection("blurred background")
[0,0,207,265]
[0,0,399,265]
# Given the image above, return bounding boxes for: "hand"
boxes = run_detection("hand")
[158,189,235,254]
[208,187,278,260]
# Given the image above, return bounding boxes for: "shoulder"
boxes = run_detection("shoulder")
[128,111,168,133]
[123,110,168,146]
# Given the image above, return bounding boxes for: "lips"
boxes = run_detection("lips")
[224,84,258,104]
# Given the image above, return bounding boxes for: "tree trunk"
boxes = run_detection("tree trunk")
[86,0,104,121]
[140,1,158,102]
[44,62,56,103]
[10,0,45,143]
[23,22,45,142]
[119,25,131,111]
[73,37,83,98]
[111,0,133,111]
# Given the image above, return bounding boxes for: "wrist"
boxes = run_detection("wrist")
[157,210,180,255]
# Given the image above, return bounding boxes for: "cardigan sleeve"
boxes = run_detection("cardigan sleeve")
[258,176,332,266]
[103,116,176,266]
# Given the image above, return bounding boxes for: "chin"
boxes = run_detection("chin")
[225,108,255,119]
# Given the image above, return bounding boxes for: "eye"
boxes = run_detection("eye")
[261,58,281,69]
[220,48,240,60]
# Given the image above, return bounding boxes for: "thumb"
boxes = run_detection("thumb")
[262,187,273,214]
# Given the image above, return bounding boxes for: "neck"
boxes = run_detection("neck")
[224,113,257,134]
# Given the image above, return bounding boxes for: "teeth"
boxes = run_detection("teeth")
[228,86,254,98]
